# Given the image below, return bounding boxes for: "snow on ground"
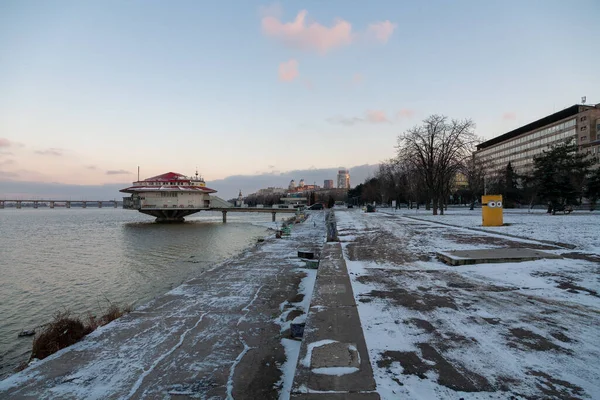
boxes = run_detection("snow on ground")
[386,207,600,253]
[337,209,600,399]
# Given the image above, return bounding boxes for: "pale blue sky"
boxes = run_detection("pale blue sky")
[1,0,598,186]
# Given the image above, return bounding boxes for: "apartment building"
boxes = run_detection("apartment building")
[475,104,600,175]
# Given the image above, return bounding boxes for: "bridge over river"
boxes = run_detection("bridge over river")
[0,199,118,209]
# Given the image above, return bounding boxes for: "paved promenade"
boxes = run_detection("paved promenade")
[0,213,326,399]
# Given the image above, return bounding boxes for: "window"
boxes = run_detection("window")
[580,126,587,131]
[581,136,587,141]
[581,116,587,121]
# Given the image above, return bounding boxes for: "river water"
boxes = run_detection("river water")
[0,208,276,379]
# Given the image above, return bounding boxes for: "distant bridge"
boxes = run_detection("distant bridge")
[0,200,118,209]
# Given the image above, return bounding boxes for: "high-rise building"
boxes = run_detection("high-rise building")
[337,168,350,189]
[324,179,334,189]
[475,103,600,175]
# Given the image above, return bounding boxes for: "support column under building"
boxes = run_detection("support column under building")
[138,209,201,223]
[272,211,276,222]
[222,211,227,223]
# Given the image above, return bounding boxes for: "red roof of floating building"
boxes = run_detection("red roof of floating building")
[119,172,217,194]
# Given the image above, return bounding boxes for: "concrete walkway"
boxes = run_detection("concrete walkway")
[291,242,378,399]
[0,213,326,399]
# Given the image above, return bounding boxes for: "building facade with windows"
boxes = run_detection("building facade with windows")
[475,104,600,175]
[337,168,350,189]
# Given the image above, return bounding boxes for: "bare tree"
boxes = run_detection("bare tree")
[462,154,486,210]
[396,115,477,215]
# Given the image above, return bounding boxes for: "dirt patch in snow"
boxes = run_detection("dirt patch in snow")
[287,293,305,303]
[526,370,584,399]
[556,280,599,297]
[507,328,569,353]
[285,309,304,322]
[377,343,493,392]
[345,232,429,265]
[404,318,435,333]
[549,331,573,343]
[363,288,458,311]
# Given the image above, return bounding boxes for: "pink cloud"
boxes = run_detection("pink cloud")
[503,112,517,120]
[304,79,313,90]
[262,10,353,54]
[278,59,299,82]
[396,109,415,119]
[366,20,397,43]
[0,138,12,147]
[352,73,363,84]
[366,110,389,123]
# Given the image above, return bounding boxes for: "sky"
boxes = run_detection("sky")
[1,0,599,191]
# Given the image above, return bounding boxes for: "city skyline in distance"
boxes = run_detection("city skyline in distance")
[0,163,378,201]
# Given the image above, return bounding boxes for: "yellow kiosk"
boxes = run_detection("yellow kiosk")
[482,195,503,226]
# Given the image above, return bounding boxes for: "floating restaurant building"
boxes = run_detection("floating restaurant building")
[120,171,218,222]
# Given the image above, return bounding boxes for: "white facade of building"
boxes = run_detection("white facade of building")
[475,104,600,175]
[337,169,350,189]
[136,190,212,209]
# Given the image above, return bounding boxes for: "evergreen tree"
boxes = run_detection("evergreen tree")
[327,195,335,209]
[532,140,592,213]
[347,184,363,205]
[503,162,522,208]
[584,168,600,211]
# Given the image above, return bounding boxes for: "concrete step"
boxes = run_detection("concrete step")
[437,247,561,266]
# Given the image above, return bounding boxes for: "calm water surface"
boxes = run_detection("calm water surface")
[0,208,275,378]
